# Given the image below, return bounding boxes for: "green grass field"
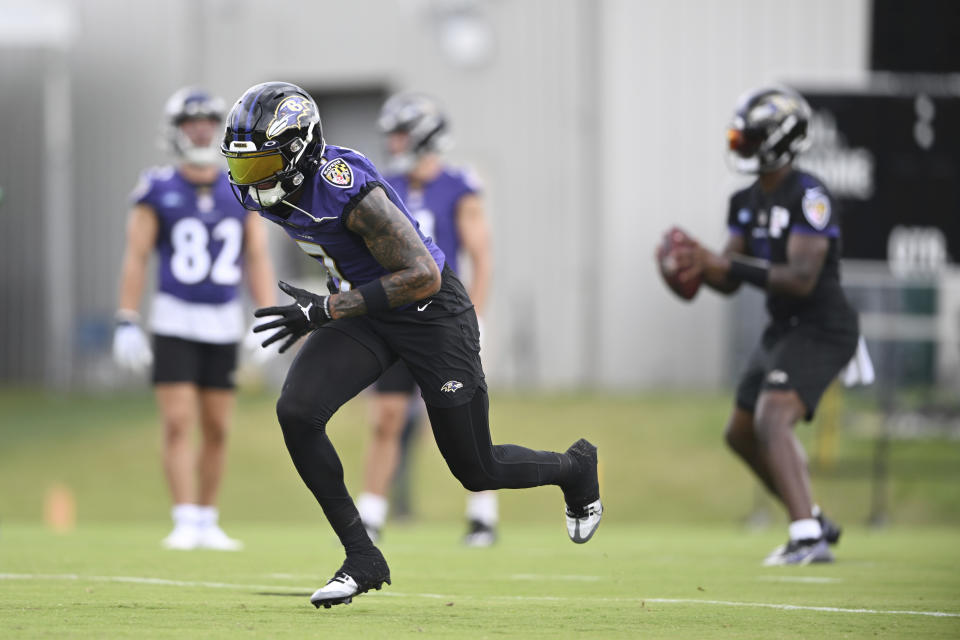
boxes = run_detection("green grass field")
[1,387,959,637]
[2,523,958,638]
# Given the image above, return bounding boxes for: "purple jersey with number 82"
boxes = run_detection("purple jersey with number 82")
[130,167,249,304]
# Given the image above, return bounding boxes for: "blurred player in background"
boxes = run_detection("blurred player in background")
[659,87,858,565]
[355,93,496,547]
[113,87,278,550]
[225,81,601,609]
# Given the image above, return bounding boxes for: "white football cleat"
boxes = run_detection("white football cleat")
[463,520,497,548]
[310,551,392,609]
[763,537,833,566]
[196,525,244,551]
[162,524,200,551]
[311,573,360,608]
[565,498,603,544]
[310,570,392,609]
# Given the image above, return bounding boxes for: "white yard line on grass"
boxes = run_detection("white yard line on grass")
[0,573,301,593]
[1,573,957,618]
[510,573,601,581]
[640,598,960,618]
[757,576,843,584]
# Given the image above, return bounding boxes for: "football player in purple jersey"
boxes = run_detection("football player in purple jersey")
[356,93,497,548]
[114,87,279,551]
[666,87,859,565]
[224,81,602,609]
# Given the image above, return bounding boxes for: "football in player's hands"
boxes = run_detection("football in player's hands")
[656,226,702,301]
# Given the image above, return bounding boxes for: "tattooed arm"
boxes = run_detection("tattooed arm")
[683,233,827,297]
[330,185,441,318]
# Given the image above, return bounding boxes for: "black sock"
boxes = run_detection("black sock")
[321,500,376,556]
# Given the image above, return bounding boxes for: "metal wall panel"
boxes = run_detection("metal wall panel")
[0,48,46,382]
[597,0,870,388]
[0,0,871,389]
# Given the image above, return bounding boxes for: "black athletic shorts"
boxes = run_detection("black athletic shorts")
[152,334,238,389]
[735,311,858,421]
[374,360,418,394]
[324,265,484,408]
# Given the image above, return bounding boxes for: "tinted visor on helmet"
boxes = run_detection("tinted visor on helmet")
[727,127,765,158]
[223,149,285,186]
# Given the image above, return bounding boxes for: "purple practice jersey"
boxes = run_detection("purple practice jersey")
[131,167,248,304]
[384,166,481,275]
[257,145,445,291]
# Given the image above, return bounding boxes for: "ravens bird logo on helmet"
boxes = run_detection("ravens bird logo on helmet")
[726,86,812,174]
[220,82,324,210]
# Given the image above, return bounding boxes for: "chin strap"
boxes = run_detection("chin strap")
[279,197,327,222]
[274,141,329,221]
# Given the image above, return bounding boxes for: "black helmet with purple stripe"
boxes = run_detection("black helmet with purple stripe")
[727,86,811,174]
[221,81,324,210]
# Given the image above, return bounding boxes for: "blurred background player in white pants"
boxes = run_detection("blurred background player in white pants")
[356,92,496,546]
[113,87,278,550]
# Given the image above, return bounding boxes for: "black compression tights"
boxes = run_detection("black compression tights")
[425,391,575,492]
[275,327,575,555]
[275,329,384,555]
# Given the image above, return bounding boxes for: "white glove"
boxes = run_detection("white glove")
[243,320,281,364]
[840,335,875,387]
[113,314,153,372]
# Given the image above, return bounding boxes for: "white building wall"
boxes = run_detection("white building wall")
[597,0,870,388]
[199,0,600,388]
[8,0,869,389]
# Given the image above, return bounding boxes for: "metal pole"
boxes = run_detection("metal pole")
[42,46,74,389]
[577,0,601,387]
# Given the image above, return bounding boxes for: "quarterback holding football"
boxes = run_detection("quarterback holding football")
[657,86,858,565]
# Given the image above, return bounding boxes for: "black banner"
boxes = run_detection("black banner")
[797,89,960,271]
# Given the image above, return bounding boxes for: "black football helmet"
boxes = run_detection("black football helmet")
[377,92,451,173]
[727,86,811,174]
[220,81,324,210]
[165,87,224,166]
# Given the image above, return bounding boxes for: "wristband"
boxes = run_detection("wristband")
[728,258,769,288]
[357,279,390,314]
[115,309,141,325]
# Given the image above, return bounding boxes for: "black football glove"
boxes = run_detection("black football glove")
[253,281,332,353]
[325,274,340,294]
